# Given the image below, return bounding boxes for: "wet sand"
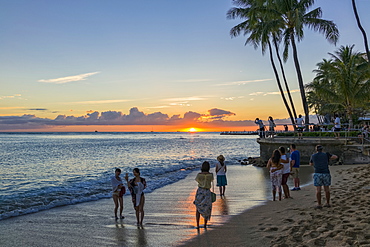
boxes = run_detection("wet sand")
[1,164,366,246]
[0,165,274,247]
[182,164,370,247]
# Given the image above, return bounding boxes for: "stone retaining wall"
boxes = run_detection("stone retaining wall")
[257,137,369,165]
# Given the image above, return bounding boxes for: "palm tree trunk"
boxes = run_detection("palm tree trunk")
[267,40,295,127]
[352,0,370,63]
[290,35,310,130]
[272,36,298,119]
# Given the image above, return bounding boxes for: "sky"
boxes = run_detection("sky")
[1,0,369,132]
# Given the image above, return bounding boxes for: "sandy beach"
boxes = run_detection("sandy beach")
[182,164,370,247]
[0,164,368,246]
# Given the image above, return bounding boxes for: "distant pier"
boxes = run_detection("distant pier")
[220,131,258,135]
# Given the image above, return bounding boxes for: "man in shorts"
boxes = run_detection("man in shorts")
[290,144,301,191]
[309,145,338,209]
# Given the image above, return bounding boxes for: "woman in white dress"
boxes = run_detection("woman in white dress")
[125,168,147,226]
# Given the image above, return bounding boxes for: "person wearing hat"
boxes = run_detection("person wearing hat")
[215,155,227,197]
[309,145,338,209]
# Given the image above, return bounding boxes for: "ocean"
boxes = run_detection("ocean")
[0,132,261,220]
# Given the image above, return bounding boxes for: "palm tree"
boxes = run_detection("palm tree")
[271,0,339,130]
[272,35,298,119]
[227,0,296,126]
[307,45,370,127]
[352,0,370,63]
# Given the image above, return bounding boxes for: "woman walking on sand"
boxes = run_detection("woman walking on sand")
[193,161,214,229]
[266,150,284,201]
[215,155,227,196]
[111,168,125,219]
[125,168,147,226]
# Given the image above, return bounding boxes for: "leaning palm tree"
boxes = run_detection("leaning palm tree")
[352,0,370,62]
[271,0,339,130]
[227,0,296,126]
[307,45,370,127]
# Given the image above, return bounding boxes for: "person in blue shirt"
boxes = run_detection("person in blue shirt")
[290,144,301,191]
[309,145,338,209]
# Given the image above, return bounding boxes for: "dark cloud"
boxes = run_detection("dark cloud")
[28,108,48,111]
[1,107,309,131]
[208,108,235,117]
[183,111,201,120]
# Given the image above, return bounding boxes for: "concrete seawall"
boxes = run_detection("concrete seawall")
[257,137,370,165]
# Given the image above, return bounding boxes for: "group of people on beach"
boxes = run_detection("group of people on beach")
[111,140,339,228]
[111,168,146,225]
[266,143,338,209]
[266,144,300,201]
[111,155,228,229]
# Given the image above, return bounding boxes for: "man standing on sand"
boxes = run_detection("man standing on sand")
[290,144,301,191]
[309,145,338,209]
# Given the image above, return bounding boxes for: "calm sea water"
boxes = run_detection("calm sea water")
[0,132,261,220]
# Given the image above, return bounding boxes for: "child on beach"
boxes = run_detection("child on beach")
[266,150,284,201]
[125,168,147,226]
[111,168,125,219]
[193,161,214,229]
[215,155,227,197]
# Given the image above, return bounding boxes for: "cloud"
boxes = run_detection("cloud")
[2,107,321,131]
[249,92,264,96]
[216,79,272,86]
[183,111,202,121]
[38,72,100,84]
[173,79,211,83]
[69,99,131,105]
[28,108,48,111]
[159,96,208,108]
[162,97,207,102]
[169,102,191,106]
[0,94,22,100]
[0,106,25,110]
[250,89,300,96]
[208,108,235,117]
[146,106,171,109]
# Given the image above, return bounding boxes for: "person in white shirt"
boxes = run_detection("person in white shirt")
[279,146,292,199]
[334,114,341,139]
[295,114,304,139]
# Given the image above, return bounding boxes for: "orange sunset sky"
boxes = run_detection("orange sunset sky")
[1,0,369,132]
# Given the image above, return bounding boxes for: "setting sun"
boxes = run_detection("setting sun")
[188,128,198,132]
